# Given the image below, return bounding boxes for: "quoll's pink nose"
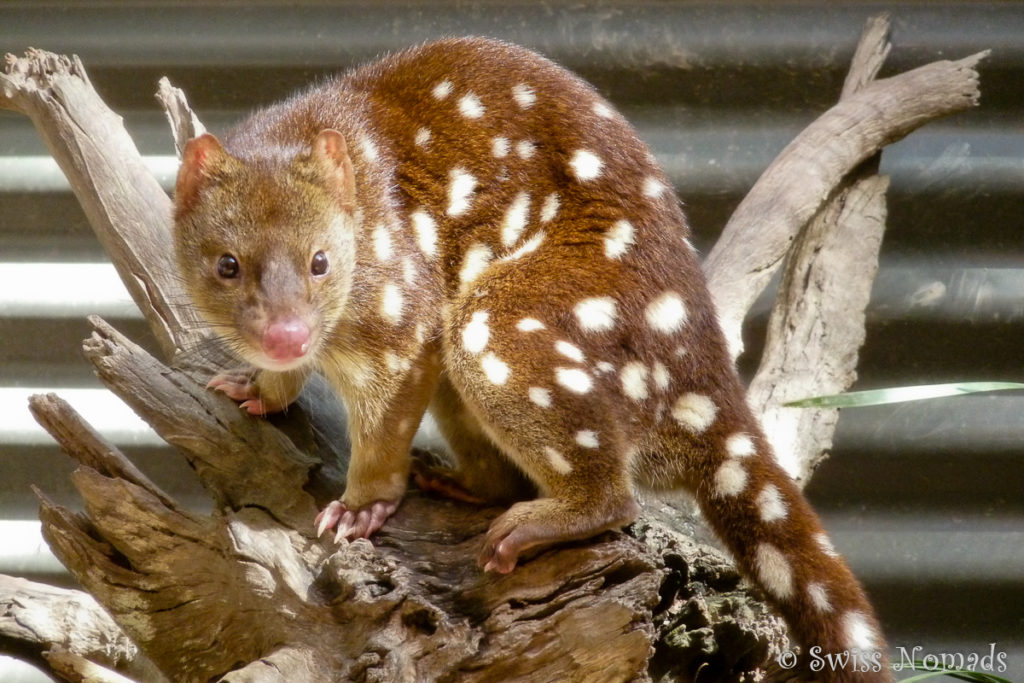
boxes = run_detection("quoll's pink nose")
[262,318,311,361]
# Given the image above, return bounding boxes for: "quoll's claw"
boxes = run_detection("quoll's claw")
[315,499,398,543]
[480,539,518,574]
[315,502,343,538]
[479,516,528,574]
[239,398,270,416]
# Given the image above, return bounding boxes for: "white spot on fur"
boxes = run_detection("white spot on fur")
[555,341,585,363]
[512,83,536,109]
[620,362,649,402]
[807,582,832,613]
[816,533,840,558]
[402,257,417,285]
[646,291,688,333]
[492,136,510,158]
[384,350,412,374]
[604,219,635,259]
[459,243,493,289]
[414,127,431,147]
[447,167,477,217]
[574,297,617,332]
[756,484,788,522]
[643,175,667,199]
[651,362,670,391]
[372,223,392,261]
[502,231,545,261]
[462,311,490,354]
[843,611,877,651]
[540,193,560,223]
[595,361,615,375]
[755,543,794,600]
[569,149,603,181]
[671,393,717,432]
[555,367,593,394]
[575,430,599,448]
[517,318,545,332]
[481,352,510,385]
[359,135,379,163]
[432,80,453,99]
[380,283,403,323]
[458,92,485,119]
[528,387,552,408]
[544,447,573,475]
[501,192,531,247]
[714,459,747,497]
[726,433,756,458]
[593,101,613,118]
[515,140,536,159]
[411,210,437,258]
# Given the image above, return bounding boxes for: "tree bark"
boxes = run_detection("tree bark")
[0,16,985,682]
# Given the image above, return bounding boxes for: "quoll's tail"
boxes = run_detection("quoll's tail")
[695,430,891,681]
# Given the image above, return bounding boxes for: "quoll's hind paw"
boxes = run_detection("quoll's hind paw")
[410,453,485,504]
[478,515,530,574]
[315,499,397,543]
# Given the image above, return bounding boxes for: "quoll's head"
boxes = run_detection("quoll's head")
[173,129,358,371]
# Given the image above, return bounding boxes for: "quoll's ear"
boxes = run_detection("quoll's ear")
[312,129,357,209]
[175,133,229,214]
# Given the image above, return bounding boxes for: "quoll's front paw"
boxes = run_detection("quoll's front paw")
[315,499,398,543]
[208,370,283,415]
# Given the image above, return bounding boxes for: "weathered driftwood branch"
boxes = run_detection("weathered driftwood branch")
[20,316,784,682]
[0,15,986,682]
[0,49,206,357]
[746,13,892,483]
[703,45,988,360]
[155,77,206,158]
[0,573,163,682]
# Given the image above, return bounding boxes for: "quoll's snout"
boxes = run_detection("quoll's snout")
[262,317,311,361]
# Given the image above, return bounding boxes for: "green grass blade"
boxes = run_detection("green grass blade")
[897,661,1017,683]
[785,382,1024,408]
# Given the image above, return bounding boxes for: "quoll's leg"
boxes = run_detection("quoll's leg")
[316,351,441,542]
[445,301,641,573]
[418,373,536,504]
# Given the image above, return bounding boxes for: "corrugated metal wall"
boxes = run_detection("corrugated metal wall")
[2,2,1022,680]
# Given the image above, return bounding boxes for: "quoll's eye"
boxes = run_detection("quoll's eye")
[216,254,240,279]
[311,250,329,276]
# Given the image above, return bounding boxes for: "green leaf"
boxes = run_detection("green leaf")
[784,382,1024,409]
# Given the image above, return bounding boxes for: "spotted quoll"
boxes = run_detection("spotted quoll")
[172,37,889,678]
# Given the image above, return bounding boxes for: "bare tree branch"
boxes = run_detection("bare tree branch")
[703,47,988,360]
[746,13,893,483]
[0,49,206,357]
[0,574,163,682]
